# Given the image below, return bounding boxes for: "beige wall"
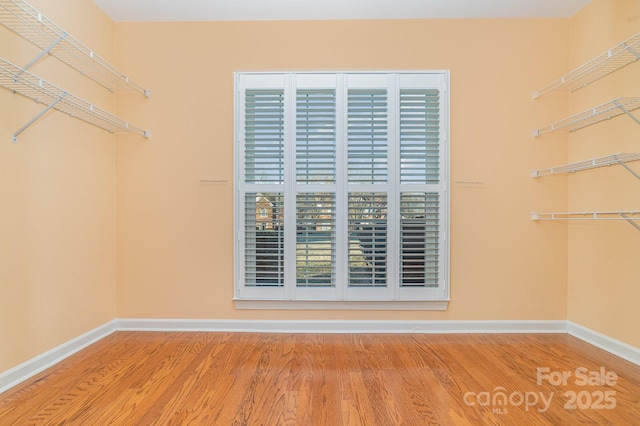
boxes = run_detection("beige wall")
[0,0,117,372]
[566,0,640,347]
[114,19,570,321]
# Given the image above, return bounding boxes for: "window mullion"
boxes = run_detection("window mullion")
[335,74,348,300]
[284,74,296,299]
[440,76,449,298]
[235,75,246,296]
[386,74,400,300]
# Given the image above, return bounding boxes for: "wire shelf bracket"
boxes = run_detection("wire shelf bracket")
[21,33,65,72]
[11,94,64,143]
[532,97,640,137]
[531,211,640,232]
[620,213,640,232]
[0,58,150,143]
[533,31,640,99]
[531,153,640,180]
[0,0,150,97]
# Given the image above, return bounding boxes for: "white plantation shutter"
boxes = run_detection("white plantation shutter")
[296,89,336,184]
[296,193,336,287]
[400,89,440,184]
[245,89,285,184]
[244,192,285,287]
[236,72,448,304]
[348,89,388,184]
[348,193,387,288]
[400,192,440,287]
[398,85,442,290]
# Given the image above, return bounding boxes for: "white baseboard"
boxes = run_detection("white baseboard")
[0,320,117,395]
[568,321,640,367]
[116,318,568,334]
[3,319,638,396]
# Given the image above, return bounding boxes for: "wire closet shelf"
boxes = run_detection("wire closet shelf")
[531,211,640,232]
[532,153,640,179]
[533,31,640,99]
[532,97,640,137]
[0,58,150,142]
[0,0,150,96]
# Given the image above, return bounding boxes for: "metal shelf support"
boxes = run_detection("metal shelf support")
[21,33,66,72]
[618,160,640,181]
[12,94,64,143]
[616,99,640,126]
[620,213,640,231]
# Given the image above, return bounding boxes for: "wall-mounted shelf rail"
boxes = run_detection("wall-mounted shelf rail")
[533,31,640,99]
[0,58,149,142]
[532,97,640,137]
[532,211,640,231]
[199,179,229,183]
[0,0,150,97]
[532,153,640,179]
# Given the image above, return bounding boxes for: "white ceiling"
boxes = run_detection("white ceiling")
[92,0,592,22]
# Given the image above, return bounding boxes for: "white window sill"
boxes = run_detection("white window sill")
[233,299,449,311]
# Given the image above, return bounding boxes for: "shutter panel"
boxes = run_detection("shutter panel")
[348,193,387,287]
[347,89,388,184]
[296,193,336,287]
[400,89,440,184]
[245,193,285,287]
[296,89,336,184]
[400,192,439,287]
[245,90,285,184]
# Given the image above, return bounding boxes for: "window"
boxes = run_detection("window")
[235,72,449,308]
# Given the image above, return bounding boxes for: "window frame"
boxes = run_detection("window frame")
[234,71,450,310]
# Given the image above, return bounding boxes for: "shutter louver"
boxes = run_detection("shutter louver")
[348,89,388,184]
[400,89,440,184]
[400,193,439,287]
[245,193,285,287]
[348,193,387,287]
[296,193,336,287]
[296,89,336,184]
[245,90,285,184]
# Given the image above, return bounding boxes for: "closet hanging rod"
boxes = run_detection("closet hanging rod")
[0,58,150,142]
[0,0,150,97]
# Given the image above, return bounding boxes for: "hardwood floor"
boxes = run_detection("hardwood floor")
[1,332,639,425]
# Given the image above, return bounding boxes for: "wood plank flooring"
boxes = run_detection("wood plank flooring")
[1,332,639,425]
